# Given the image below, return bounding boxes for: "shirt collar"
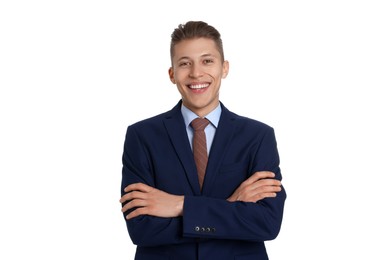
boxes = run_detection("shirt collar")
[181,103,221,128]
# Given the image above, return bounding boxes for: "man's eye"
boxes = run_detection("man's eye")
[204,59,214,64]
[179,62,190,67]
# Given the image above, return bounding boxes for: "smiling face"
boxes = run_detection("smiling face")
[169,37,229,117]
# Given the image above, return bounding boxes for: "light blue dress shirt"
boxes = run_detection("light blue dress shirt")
[181,103,221,155]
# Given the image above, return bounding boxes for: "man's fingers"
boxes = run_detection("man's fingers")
[119,190,148,204]
[126,207,148,220]
[121,198,148,213]
[243,178,281,193]
[256,192,278,200]
[238,192,278,203]
[240,184,282,200]
[258,179,281,187]
[245,171,275,184]
[124,183,153,193]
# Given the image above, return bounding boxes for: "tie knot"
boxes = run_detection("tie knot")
[191,118,209,131]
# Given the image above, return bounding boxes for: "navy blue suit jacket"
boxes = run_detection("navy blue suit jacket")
[121,101,286,260]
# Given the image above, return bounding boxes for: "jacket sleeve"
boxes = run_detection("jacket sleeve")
[182,127,286,242]
[121,126,197,247]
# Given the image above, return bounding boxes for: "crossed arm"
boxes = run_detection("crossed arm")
[120,171,282,220]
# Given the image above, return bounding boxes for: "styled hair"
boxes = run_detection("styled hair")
[170,21,224,62]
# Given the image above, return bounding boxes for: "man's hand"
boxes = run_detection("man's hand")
[227,171,282,203]
[120,183,184,220]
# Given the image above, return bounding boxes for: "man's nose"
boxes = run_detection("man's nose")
[189,64,203,78]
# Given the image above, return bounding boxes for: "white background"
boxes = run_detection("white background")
[1,1,389,259]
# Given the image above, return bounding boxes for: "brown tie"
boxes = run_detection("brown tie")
[191,118,210,190]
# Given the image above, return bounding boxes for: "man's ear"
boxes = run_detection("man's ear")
[168,67,176,84]
[222,60,229,78]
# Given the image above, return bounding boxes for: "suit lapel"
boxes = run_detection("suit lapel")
[202,105,237,195]
[163,102,201,195]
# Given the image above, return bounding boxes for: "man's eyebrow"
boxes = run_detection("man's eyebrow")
[177,53,215,61]
[200,53,215,58]
[177,56,190,61]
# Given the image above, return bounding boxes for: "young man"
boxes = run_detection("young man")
[120,21,286,260]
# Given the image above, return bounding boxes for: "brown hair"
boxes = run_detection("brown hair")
[170,21,225,62]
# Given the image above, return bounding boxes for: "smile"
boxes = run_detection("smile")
[188,83,209,89]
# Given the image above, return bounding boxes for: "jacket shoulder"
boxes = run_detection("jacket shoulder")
[223,108,274,132]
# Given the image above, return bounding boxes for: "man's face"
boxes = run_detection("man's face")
[169,38,229,117]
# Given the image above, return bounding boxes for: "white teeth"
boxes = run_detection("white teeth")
[189,84,208,89]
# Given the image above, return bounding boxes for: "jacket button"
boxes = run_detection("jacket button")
[195,226,200,232]
[212,228,216,232]
[206,227,211,232]
[201,227,206,232]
